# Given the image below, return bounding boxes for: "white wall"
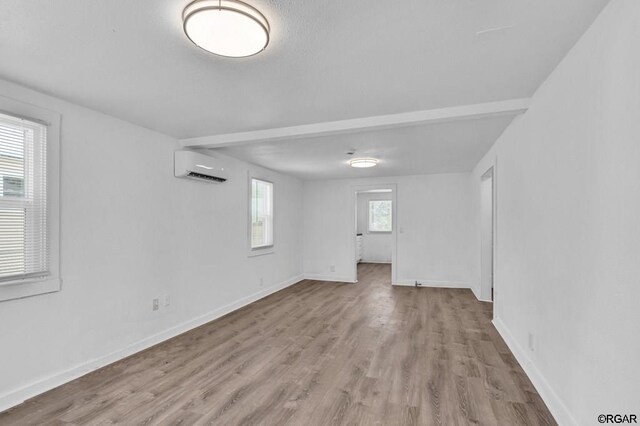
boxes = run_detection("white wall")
[304,174,474,286]
[356,192,392,263]
[0,78,304,411]
[470,1,640,424]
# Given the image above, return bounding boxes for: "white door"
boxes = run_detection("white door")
[480,169,494,301]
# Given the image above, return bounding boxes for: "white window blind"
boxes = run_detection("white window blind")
[369,200,392,232]
[0,112,48,282]
[251,178,273,249]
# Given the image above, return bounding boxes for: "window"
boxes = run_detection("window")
[250,178,273,250]
[0,98,59,302]
[369,200,392,232]
[3,176,24,197]
[0,112,49,283]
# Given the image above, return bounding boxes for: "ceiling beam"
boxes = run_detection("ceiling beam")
[180,98,530,148]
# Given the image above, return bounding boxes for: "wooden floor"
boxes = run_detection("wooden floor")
[1,263,555,425]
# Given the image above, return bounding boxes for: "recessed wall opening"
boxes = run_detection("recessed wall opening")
[352,185,397,285]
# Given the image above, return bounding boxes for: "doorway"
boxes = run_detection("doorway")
[480,167,495,301]
[351,184,397,284]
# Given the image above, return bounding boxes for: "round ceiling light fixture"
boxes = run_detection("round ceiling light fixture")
[183,0,270,58]
[349,158,379,168]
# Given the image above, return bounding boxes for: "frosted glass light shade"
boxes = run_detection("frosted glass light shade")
[183,0,270,58]
[349,158,379,168]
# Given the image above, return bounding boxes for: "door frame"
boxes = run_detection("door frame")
[480,166,496,303]
[349,183,398,284]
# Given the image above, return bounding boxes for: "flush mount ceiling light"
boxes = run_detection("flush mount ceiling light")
[183,0,270,58]
[349,158,379,168]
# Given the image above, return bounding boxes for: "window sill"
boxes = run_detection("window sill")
[0,277,61,302]
[248,246,275,257]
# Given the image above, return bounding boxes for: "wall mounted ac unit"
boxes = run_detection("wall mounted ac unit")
[174,150,228,183]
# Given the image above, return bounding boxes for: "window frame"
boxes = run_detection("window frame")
[368,199,393,233]
[0,96,61,302]
[248,175,275,257]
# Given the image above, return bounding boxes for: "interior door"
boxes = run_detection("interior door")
[481,169,494,301]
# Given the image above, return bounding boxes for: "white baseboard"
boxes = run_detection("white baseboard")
[303,274,356,283]
[471,286,493,302]
[0,274,305,414]
[359,260,391,264]
[471,286,480,299]
[492,317,575,426]
[394,279,470,288]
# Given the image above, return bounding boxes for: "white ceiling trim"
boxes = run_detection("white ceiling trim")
[180,98,530,148]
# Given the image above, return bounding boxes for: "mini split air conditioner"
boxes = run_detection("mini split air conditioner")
[174,150,228,183]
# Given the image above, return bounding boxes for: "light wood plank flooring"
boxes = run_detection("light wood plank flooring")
[0,263,555,425]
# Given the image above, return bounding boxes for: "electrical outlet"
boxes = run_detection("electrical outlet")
[152,298,159,311]
[330,265,335,272]
[259,277,264,287]
[164,294,170,307]
[528,332,534,351]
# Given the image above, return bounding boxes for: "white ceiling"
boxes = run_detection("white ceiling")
[0,0,608,140]
[0,0,608,179]
[217,115,516,180]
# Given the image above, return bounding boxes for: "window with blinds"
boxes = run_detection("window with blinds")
[0,112,48,282]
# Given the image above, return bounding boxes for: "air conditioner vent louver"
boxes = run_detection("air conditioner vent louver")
[174,151,228,184]
[186,171,227,182]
